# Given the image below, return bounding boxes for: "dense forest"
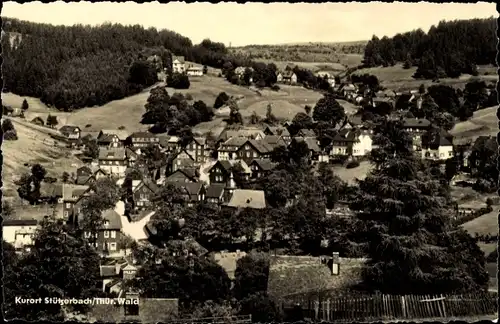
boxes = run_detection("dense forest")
[2,18,252,110]
[362,18,496,78]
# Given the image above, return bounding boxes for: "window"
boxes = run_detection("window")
[66,203,71,208]
[111,231,116,239]
[439,153,444,158]
[109,242,117,251]
[104,231,110,238]
[84,232,91,238]
[64,211,69,218]
[246,151,250,157]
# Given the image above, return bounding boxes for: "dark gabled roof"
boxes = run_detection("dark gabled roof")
[206,183,225,199]
[248,139,274,154]
[129,131,157,139]
[333,129,361,143]
[135,178,160,194]
[99,148,127,160]
[3,219,38,226]
[76,175,92,185]
[167,168,198,182]
[99,129,130,141]
[267,255,367,299]
[165,149,195,165]
[294,137,321,152]
[250,159,276,172]
[169,182,204,197]
[297,129,316,138]
[77,166,93,175]
[421,129,454,147]
[59,125,80,133]
[100,209,122,230]
[210,160,233,173]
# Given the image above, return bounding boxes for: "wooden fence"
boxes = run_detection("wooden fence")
[282,293,497,322]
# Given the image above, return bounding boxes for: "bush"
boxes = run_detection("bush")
[3,130,18,141]
[214,92,230,109]
[85,124,92,128]
[473,178,497,193]
[271,84,280,91]
[185,93,193,101]
[167,73,190,89]
[346,160,360,169]
[118,126,126,130]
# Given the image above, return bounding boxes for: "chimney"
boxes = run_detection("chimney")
[331,252,340,276]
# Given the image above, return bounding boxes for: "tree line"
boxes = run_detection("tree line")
[2,18,252,111]
[362,18,496,78]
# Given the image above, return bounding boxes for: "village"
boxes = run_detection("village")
[1,3,498,323]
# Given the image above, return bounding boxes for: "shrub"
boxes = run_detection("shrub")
[185,93,193,101]
[167,73,190,89]
[271,84,281,91]
[118,125,126,130]
[85,124,92,128]
[3,130,18,140]
[346,160,360,169]
[214,92,230,109]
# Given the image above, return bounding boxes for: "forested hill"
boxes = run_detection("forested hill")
[362,18,496,78]
[2,18,251,111]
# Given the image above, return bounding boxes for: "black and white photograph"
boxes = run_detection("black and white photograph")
[1,1,498,323]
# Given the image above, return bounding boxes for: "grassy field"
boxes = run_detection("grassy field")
[2,119,83,203]
[462,210,498,236]
[353,64,497,92]
[332,160,372,185]
[450,106,498,143]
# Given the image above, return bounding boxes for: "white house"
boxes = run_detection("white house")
[186,66,203,77]
[98,148,128,176]
[330,129,373,157]
[172,56,186,74]
[420,129,454,161]
[3,219,39,252]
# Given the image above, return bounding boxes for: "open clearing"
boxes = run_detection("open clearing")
[462,210,498,236]
[255,56,362,73]
[450,106,498,143]
[2,119,83,203]
[353,64,497,92]
[332,160,372,185]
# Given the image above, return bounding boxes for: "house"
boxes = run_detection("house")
[267,254,367,301]
[80,130,100,142]
[62,184,91,222]
[294,137,328,163]
[249,159,277,179]
[237,139,274,164]
[208,160,251,185]
[168,182,206,207]
[98,148,128,176]
[59,125,81,140]
[339,83,357,100]
[226,189,267,209]
[132,178,160,211]
[217,137,249,161]
[205,183,226,205]
[264,126,291,142]
[372,97,393,109]
[234,66,254,83]
[98,130,129,147]
[185,137,209,163]
[421,129,454,161]
[172,55,186,74]
[263,135,288,149]
[402,118,431,134]
[457,202,483,217]
[186,65,203,77]
[125,147,140,167]
[82,209,123,257]
[39,182,64,204]
[75,166,107,186]
[316,71,336,87]
[165,168,199,183]
[158,135,181,153]
[277,71,298,85]
[31,116,44,126]
[330,129,373,157]
[127,132,160,150]
[155,150,196,183]
[3,219,39,253]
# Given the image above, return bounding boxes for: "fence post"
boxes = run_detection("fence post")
[326,299,330,321]
[314,300,319,320]
[440,294,447,318]
[401,295,406,318]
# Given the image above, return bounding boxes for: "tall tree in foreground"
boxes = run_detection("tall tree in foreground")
[350,118,489,294]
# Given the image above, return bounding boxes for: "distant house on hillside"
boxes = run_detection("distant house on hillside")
[59,125,81,140]
[329,129,373,157]
[316,71,336,87]
[98,130,129,148]
[31,116,44,126]
[127,132,159,151]
[172,56,186,74]
[421,129,454,161]
[186,65,203,77]
[276,71,298,85]
[234,66,254,83]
